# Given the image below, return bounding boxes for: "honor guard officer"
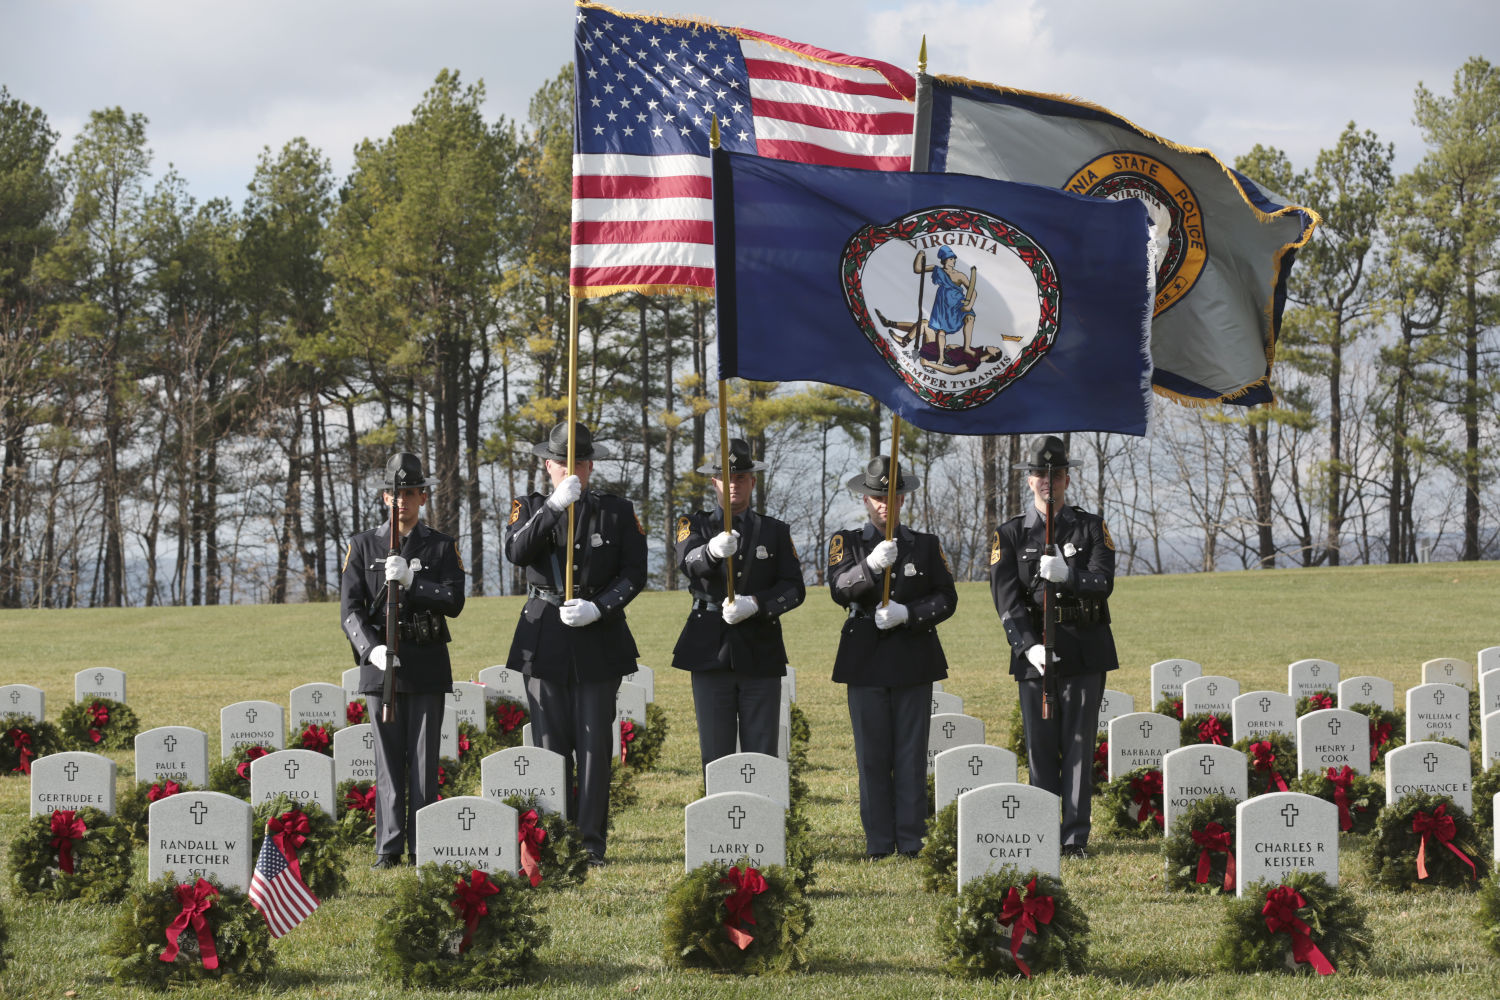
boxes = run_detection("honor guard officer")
[990,435,1117,859]
[340,453,466,869]
[829,457,957,859]
[503,422,646,866]
[672,438,805,771]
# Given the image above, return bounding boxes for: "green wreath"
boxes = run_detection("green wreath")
[251,796,347,901]
[59,696,140,751]
[1471,760,1499,831]
[502,794,589,889]
[619,703,670,772]
[1181,711,1233,747]
[784,796,816,892]
[1092,732,1108,787]
[1348,703,1404,766]
[1290,768,1385,835]
[374,862,546,988]
[1233,732,1297,795]
[1,712,63,776]
[788,701,810,773]
[438,721,488,795]
[1006,701,1026,758]
[119,779,202,844]
[9,805,133,902]
[1214,871,1370,974]
[919,800,959,894]
[1162,794,1238,893]
[1154,698,1184,721]
[661,859,811,974]
[1295,691,1337,716]
[335,778,377,845]
[486,697,529,751]
[208,744,274,799]
[1478,874,1500,957]
[936,868,1089,979]
[293,722,335,756]
[1097,766,1163,838]
[1369,790,1488,890]
[103,873,274,988]
[609,756,638,812]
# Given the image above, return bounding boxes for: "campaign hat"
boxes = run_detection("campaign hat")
[845,456,919,496]
[531,422,612,461]
[697,438,766,476]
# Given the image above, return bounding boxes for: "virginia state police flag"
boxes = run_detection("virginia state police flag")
[713,148,1156,436]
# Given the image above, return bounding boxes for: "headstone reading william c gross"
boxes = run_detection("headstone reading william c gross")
[1161,744,1247,837]
[1405,682,1469,746]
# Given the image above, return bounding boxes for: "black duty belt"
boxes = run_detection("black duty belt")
[691,597,716,612]
[847,606,874,620]
[374,609,443,644]
[528,585,599,606]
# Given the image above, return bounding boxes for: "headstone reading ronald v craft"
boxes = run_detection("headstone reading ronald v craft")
[149,791,253,890]
[333,724,376,785]
[1150,659,1202,708]
[957,783,1060,887]
[288,682,343,734]
[931,690,964,716]
[1235,792,1338,896]
[482,746,567,817]
[1421,657,1472,691]
[1337,676,1395,713]
[934,744,1018,812]
[249,749,336,813]
[622,663,656,703]
[0,684,44,723]
[1182,675,1239,718]
[135,726,209,787]
[477,665,528,705]
[1097,689,1134,734]
[414,796,518,876]
[1406,682,1469,746]
[1385,741,1472,815]
[1297,709,1372,776]
[927,713,985,775]
[1161,744,1247,837]
[74,667,126,704]
[1107,713,1180,781]
[1231,690,1297,744]
[219,701,285,759]
[705,752,789,810]
[31,751,116,817]
[683,791,785,871]
[1288,659,1339,701]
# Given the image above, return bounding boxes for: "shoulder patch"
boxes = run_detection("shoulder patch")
[827,533,845,568]
[939,546,951,574]
[634,513,646,536]
[676,516,691,543]
[454,540,466,573]
[343,543,352,573]
[1101,520,1116,551]
[789,537,800,563]
[989,529,1002,566]
[508,498,521,524]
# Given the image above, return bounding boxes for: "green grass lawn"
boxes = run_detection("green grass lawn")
[1,561,1498,998]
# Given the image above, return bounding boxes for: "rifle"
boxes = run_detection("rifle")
[1041,487,1056,720]
[380,496,400,723]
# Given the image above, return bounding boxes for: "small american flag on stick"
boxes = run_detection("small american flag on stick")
[248,827,319,938]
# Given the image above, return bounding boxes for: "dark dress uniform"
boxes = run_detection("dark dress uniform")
[339,457,465,862]
[989,437,1118,852]
[829,460,957,857]
[672,505,805,767]
[503,426,646,862]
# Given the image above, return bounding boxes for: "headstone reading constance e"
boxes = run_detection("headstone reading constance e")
[249,749,336,813]
[332,724,376,785]
[288,682,344,734]
[1107,713,1180,781]
[1405,682,1469,746]
[1337,676,1395,712]
[414,795,518,876]
[31,751,116,817]
[683,791,785,871]
[1162,744,1247,837]
[481,746,568,817]
[1296,709,1372,777]
[1288,659,1339,701]
[1235,792,1338,896]
[927,713,985,775]
[934,744,1018,812]
[1231,690,1297,744]
[149,791,253,890]
[1385,741,1472,815]
[219,701,285,759]
[956,783,1060,887]
[1097,689,1134,734]
[135,726,209,787]
[705,752,790,810]
[1149,659,1202,707]
[1182,676,1239,718]
[74,667,127,704]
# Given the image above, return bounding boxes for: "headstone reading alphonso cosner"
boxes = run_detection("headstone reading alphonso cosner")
[219,700,285,759]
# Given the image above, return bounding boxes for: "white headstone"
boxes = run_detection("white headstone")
[1162,745,1247,837]
[927,713,986,775]
[1149,659,1202,707]
[705,752,789,809]
[288,682,344,734]
[476,665,528,705]
[1182,675,1239,717]
[1481,670,1500,722]
[779,695,791,734]
[31,751,116,817]
[1338,676,1395,712]
[0,683,44,723]
[1422,658,1472,691]
[1107,713,1181,781]
[333,724,377,786]
[219,701,285,759]
[1479,646,1500,676]
[1483,711,1500,771]
[249,749,336,814]
[782,666,797,703]
[931,691,965,716]
[1096,689,1134,734]
[74,667,126,704]
[931,680,943,693]
[1231,691,1297,744]
[149,791,253,890]
[934,744,1018,812]
[136,726,210,787]
[438,707,459,759]
[1235,792,1338,895]
[622,663,655,703]
[481,746,568,817]
[341,666,362,704]
[414,795,518,876]
[1297,709,1372,777]
[521,722,533,747]
[1385,741,1472,815]
[1288,659,1339,701]
[957,783,1060,887]
[447,681,488,731]
[1405,682,1469,746]
[615,681,648,726]
[684,791,785,871]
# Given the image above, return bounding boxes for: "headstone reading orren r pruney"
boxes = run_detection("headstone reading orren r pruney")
[1337,675,1395,712]
[30,751,116,817]
[1235,791,1338,896]
[1296,709,1372,777]
[683,791,785,871]
[1149,659,1202,708]
[1161,744,1247,837]
[1182,675,1240,717]
[135,726,209,787]
[149,790,253,890]
[705,752,790,810]
[288,682,344,734]
[1405,682,1469,746]
[927,713,985,776]
[1385,741,1472,815]
[1107,712,1180,781]
[414,795,518,875]
[1288,658,1339,701]
[934,744,1018,812]
[1231,690,1297,744]
[481,746,567,817]
[74,667,126,704]
[219,701,285,759]
[956,783,1060,887]
[333,724,376,785]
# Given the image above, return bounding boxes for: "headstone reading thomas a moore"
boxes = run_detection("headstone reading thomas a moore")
[1162,744,1247,837]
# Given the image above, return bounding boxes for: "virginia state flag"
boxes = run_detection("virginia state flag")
[920,77,1319,405]
[714,148,1156,436]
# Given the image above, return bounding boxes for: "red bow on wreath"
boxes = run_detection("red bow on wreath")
[997,877,1056,979]
[345,784,376,816]
[457,732,471,758]
[1092,740,1108,783]
[1197,716,1228,746]
[1326,766,1357,832]
[235,745,270,781]
[1308,693,1334,711]
[1412,803,1476,881]
[1369,721,1393,764]
[8,727,34,774]
[268,809,311,883]
[1260,885,1334,975]
[346,700,366,725]
[451,869,500,953]
[300,725,330,754]
[1128,769,1164,827]
[147,780,182,802]
[619,720,636,764]
[1249,741,1288,792]
[49,809,88,875]
[720,864,767,950]
[1169,700,1183,720]
[517,809,547,887]
[1190,821,1236,891]
[496,703,524,734]
[87,701,111,743]
[161,878,220,969]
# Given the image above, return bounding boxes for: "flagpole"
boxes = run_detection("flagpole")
[880,414,902,607]
[564,293,580,600]
[709,116,735,600]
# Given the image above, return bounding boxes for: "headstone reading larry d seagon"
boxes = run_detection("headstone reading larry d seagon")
[956,783,1060,888]
[1235,792,1338,896]
[1288,658,1339,701]
[1107,713,1180,781]
[333,724,376,785]
[705,752,790,810]
[684,791,785,871]
[1161,744,1247,837]
[149,791,253,891]
[31,751,116,817]
[135,726,209,787]
[74,667,127,705]
[481,746,568,818]
[1385,741,1472,815]
[1296,709,1372,777]
[219,701,285,759]
[414,795,518,876]
[934,744,1018,812]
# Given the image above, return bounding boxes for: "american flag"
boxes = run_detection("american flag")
[248,830,319,938]
[571,1,915,297]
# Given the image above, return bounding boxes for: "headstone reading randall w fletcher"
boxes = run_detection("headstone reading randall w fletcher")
[149,791,253,890]
[477,665,528,706]
[1231,691,1297,744]
[31,751,116,817]
[1235,792,1338,896]
[1297,709,1372,777]
[684,791,785,871]
[1162,745,1247,837]
[1479,646,1500,676]
[956,783,1060,887]
[1422,658,1473,691]
[341,666,362,705]
[1337,676,1395,713]
[288,682,344,734]
[931,690,965,716]
[136,726,209,787]
[219,701,285,760]
[1288,659,1340,701]
[927,713,986,776]
[622,663,656,703]
[333,724,376,786]
[1406,682,1469,746]
[1182,675,1239,717]
[1149,659,1202,708]
[934,744,1018,812]
[1097,689,1134,734]
[415,795,518,876]
[0,684,44,723]
[1483,710,1500,770]
[447,681,488,731]
[482,746,568,817]
[1107,713,1180,781]
[1385,741,1472,815]
[249,749,336,814]
[705,752,790,809]
[74,667,127,704]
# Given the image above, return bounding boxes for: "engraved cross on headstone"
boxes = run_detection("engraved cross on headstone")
[311,691,323,704]
[968,755,985,776]
[1444,663,1455,676]
[1281,803,1299,827]
[1206,682,1219,697]
[1172,665,1182,677]
[1327,718,1342,735]
[942,721,956,739]
[1361,682,1373,698]
[163,735,178,753]
[1199,755,1216,776]
[1001,795,1021,819]
[1433,690,1447,705]
[94,671,105,685]
[1310,664,1321,676]
[244,708,258,723]
[283,759,300,779]
[459,806,476,831]
[1259,697,1272,713]
[1139,720,1154,738]
[64,761,79,781]
[8,691,18,705]
[513,755,530,776]
[363,731,374,750]
[727,805,747,830]
[740,763,756,783]
[191,802,208,825]
[1424,752,1439,773]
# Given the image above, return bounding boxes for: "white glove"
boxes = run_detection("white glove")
[1025,644,1048,674]
[1038,551,1069,584]
[558,598,601,627]
[721,594,758,624]
[707,530,740,560]
[384,554,414,588]
[545,474,583,512]
[370,645,399,672]
[864,539,899,572]
[874,601,908,630]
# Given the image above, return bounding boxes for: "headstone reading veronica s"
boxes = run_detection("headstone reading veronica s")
[482,746,567,817]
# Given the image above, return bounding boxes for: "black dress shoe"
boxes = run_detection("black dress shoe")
[898,848,921,858]
[587,855,607,868]
[406,855,417,866]
[865,849,894,860]
[1061,844,1089,859]
[370,854,401,869]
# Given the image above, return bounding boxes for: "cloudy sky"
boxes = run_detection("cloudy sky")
[3,0,1492,206]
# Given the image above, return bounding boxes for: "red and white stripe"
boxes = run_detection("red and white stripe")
[249,866,319,938]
